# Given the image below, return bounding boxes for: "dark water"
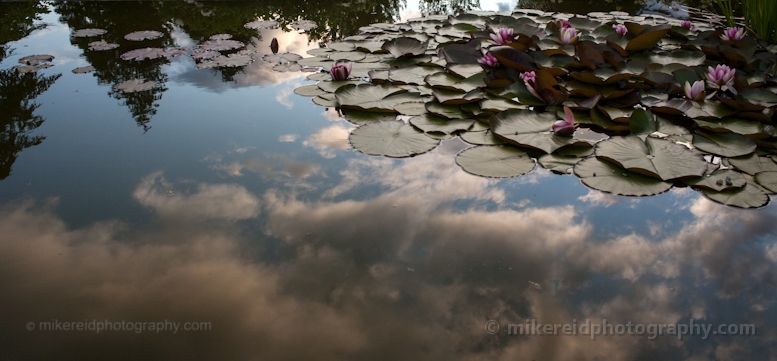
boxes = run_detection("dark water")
[1,1,773,360]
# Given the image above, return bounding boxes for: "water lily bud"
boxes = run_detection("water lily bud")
[559,27,578,44]
[613,24,627,36]
[683,80,706,101]
[553,106,577,136]
[520,71,536,85]
[680,20,693,29]
[555,19,571,29]
[330,62,352,81]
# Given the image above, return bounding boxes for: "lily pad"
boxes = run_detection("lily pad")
[595,136,707,180]
[538,146,595,174]
[728,154,777,175]
[72,66,94,74]
[388,66,440,85]
[348,120,440,157]
[699,182,770,209]
[121,48,177,61]
[88,41,119,51]
[72,28,107,37]
[18,54,54,65]
[754,172,777,193]
[460,130,506,145]
[115,79,156,93]
[692,132,757,158]
[335,84,420,112]
[318,80,366,93]
[410,114,474,134]
[490,109,587,154]
[272,63,303,72]
[382,37,429,58]
[290,20,318,31]
[245,20,278,29]
[455,145,535,178]
[197,53,254,68]
[124,30,163,41]
[198,39,244,51]
[294,84,327,97]
[685,169,746,191]
[574,157,673,196]
[342,110,396,125]
[394,102,427,116]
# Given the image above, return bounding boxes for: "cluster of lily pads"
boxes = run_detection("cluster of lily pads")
[287,9,777,208]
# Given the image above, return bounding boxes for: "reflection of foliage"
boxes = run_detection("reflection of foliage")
[515,0,714,16]
[0,70,60,180]
[54,1,172,132]
[419,0,481,15]
[0,2,49,63]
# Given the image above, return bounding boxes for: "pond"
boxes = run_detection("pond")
[2,1,776,360]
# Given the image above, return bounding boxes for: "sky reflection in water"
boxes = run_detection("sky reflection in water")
[0,1,774,360]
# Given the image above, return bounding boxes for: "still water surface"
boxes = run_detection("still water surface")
[1,1,774,360]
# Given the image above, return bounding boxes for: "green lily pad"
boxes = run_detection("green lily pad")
[410,114,474,134]
[447,64,485,78]
[632,50,706,66]
[432,88,483,105]
[685,168,747,192]
[382,37,428,58]
[459,130,505,145]
[630,109,690,140]
[490,109,587,154]
[595,136,707,180]
[312,93,336,107]
[318,80,366,93]
[297,57,333,67]
[330,51,367,61]
[695,118,765,137]
[699,182,770,209]
[754,171,777,193]
[539,146,594,174]
[692,132,757,158]
[574,157,673,196]
[393,102,427,115]
[348,120,440,157]
[342,110,396,125]
[424,72,483,93]
[728,154,777,175]
[455,145,535,178]
[335,84,420,112]
[294,84,327,97]
[426,102,471,119]
[625,27,670,51]
[388,66,440,85]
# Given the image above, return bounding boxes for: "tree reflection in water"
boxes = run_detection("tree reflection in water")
[0,2,49,63]
[0,70,61,180]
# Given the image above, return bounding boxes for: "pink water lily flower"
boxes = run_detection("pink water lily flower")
[555,19,571,29]
[705,64,736,87]
[553,106,577,136]
[478,52,499,68]
[680,20,693,29]
[330,62,351,81]
[613,24,627,36]
[559,27,578,44]
[490,27,514,45]
[683,80,706,101]
[721,27,745,41]
[520,71,536,85]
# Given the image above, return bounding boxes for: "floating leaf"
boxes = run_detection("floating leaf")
[198,39,244,51]
[490,109,587,154]
[335,84,419,112]
[121,47,182,61]
[455,145,535,178]
[692,132,757,158]
[197,52,254,68]
[460,130,505,145]
[209,34,232,40]
[72,66,94,74]
[630,109,690,140]
[426,102,471,119]
[272,62,302,72]
[394,102,427,116]
[574,157,673,196]
[349,120,439,157]
[728,154,777,175]
[625,27,669,51]
[290,20,318,31]
[700,182,769,209]
[245,20,278,29]
[318,80,366,93]
[19,54,54,65]
[294,84,327,97]
[539,146,594,174]
[382,37,428,58]
[410,114,474,134]
[124,30,163,41]
[88,41,119,51]
[71,28,106,37]
[754,172,777,193]
[595,136,707,180]
[388,66,440,85]
[342,110,396,125]
[115,79,156,93]
[685,168,746,191]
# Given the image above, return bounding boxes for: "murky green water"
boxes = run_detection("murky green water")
[1,1,774,360]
